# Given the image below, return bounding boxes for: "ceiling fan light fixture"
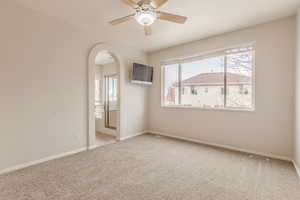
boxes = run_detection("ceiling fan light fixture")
[135,10,157,25]
[110,0,187,36]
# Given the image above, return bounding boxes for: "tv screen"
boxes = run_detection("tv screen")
[132,63,153,84]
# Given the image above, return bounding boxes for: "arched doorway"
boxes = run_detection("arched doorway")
[87,43,124,149]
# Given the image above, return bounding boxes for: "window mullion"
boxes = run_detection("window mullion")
[162,66,166,106]
[224,55,227,108]
[178,63,182,105]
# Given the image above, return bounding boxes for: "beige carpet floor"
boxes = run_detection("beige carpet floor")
[0,134,300,200]
[95,132,116,147]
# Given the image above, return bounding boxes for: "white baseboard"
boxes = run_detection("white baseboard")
[293,161,300,178]
[0,147,87,175]
[148,131,292,162]
[88,145,100,150]
[120,131,148,141]
[88,141,117,150]
[88,131,147,150]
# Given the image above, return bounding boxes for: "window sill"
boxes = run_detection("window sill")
[161,105,255,112]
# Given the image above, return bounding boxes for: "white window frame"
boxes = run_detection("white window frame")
[160,43,256,112]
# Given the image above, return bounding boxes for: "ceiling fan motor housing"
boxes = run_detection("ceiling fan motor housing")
[134,4,157,25]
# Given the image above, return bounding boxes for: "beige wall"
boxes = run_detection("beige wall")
[148,17,296,158]
[0,1,148,172]
[295,9,300,168]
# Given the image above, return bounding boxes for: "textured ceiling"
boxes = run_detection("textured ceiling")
[15,0,300,52]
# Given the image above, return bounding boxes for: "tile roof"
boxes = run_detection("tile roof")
[179,72,251,86]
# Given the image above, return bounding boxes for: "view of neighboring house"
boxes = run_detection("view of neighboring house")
[166,72,252,108]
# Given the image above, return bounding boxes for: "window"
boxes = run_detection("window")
[204,87,208,93]
[239,85,243,94]
[95,79,101,104]
[95,79,102,118]
[191,86,198,95]
[162,44,254,110]
[164,64,179,105]
[181,87,185,95]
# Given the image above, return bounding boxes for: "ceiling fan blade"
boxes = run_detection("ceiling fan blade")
[110,14,135,25]
[144,25,152,36]
[157,12,187,24]
[121,0,139,8]
[151,0,168,8]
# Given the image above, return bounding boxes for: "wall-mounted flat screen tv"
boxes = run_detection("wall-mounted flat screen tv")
[132,63,153,85]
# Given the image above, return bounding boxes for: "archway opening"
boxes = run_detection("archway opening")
[94,50,119,147]
[88,44,122,149]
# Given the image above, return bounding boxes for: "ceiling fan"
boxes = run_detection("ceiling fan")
[109,0,187,36]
